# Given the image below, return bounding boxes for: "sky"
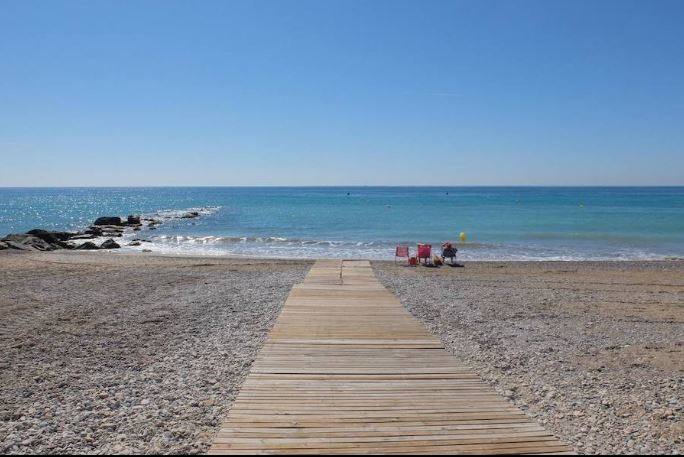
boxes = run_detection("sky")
[1,0,683,186]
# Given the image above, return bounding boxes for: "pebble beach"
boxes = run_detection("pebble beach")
[1,252,682,454]
[0,251,310,454]
[375,260,684,455]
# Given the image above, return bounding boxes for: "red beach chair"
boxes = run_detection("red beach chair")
[395,245,410,264]
[417,244,432,265]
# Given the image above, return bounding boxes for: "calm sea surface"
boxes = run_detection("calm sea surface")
[1,187,682,260]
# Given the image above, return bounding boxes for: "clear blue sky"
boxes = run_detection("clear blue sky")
[1,0,683,186]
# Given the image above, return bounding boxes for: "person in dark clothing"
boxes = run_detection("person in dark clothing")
[441,241,458,265]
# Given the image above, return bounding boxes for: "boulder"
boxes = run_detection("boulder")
[99,225,124,232]
[99,225,124,237]
[3,240,35,251]
[0,241,9,250]
[127,215,141,225]
[26,229,75,243]
[76,241,100,250]
[181,211,200,219]
[100,239,121,249]
[93,216,123,226]
[70,234,96,240]
[128,241,142,246]
[1,234,56,251]
[35,240,58,251]
[84,226,103,236]
[2,234,29,243]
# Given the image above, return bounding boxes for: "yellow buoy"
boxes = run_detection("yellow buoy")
[459,232,467,242]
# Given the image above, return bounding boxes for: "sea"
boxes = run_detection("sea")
[1,187,683,261]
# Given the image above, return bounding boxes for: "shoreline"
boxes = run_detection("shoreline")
[4,248,684,264]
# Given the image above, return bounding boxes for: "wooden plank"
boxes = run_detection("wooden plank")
[209,260,573,455]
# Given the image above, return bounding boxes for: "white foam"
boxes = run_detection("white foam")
[112,234,676,261]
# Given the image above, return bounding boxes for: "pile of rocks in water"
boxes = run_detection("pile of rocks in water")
[0,210,205,252]
[0,217,134,251]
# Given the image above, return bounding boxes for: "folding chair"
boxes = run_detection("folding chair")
[395,245,410,264]
[417,244,432,265]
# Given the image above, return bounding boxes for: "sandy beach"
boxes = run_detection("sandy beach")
[1,252,682,454]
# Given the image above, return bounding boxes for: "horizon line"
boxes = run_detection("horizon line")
[1,184,684,189]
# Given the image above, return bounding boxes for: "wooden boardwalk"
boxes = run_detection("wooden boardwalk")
[209,260,572,455]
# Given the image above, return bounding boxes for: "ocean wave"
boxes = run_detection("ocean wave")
[151,234,497,249]
[154,234,375,247]
[112,232,679,261]
[146,206,220,222]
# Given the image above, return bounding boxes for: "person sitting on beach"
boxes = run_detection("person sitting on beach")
[441,242,457,265]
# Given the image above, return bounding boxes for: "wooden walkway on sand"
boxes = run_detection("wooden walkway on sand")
[209,260,573,455]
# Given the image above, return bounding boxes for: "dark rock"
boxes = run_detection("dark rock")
[100,239,121,249]
[1,234,56,251]
[26,229,75,243]
[128,241,142,246]
[0,241,9,250]
[70,234,96,240]
[2,234,26,243]
[76,242,100,250]
[127,215,141,225]
[181,211,200,219]
[84,226,103,236]
[3,240,35,250]
[133,226,142,231]
[93,217,123,226]
[99,225,124,232]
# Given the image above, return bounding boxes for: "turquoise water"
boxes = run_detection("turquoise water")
[1,187,683,260]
